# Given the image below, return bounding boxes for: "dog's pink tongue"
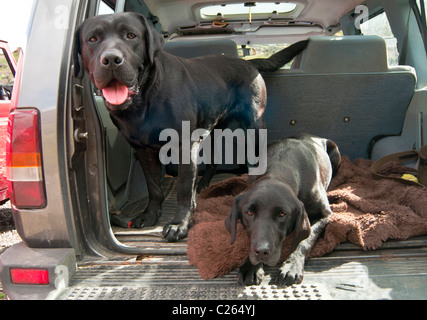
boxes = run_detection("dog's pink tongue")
[102,81,128,105]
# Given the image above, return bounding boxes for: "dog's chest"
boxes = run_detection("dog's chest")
[110,106,183,149]
[114,116,162,148]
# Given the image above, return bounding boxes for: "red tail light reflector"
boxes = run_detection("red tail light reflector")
[6,109,46,208]
[10,268,49,285]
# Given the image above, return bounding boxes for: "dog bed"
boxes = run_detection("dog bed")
[187,156,427,279]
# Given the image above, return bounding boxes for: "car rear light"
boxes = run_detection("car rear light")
[6,109,46,208]
[10,268,49,285]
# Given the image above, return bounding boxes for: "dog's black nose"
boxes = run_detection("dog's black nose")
[100,50,124,68]
[254,243,271,257]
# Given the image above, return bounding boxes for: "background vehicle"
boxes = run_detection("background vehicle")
[0,40,20,205]
[0,0,427,300]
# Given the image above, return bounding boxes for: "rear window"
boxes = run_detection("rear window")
[200,2,299,20]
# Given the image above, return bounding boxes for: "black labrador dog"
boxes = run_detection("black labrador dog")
[225,133,341,286]
[73,12,308,242]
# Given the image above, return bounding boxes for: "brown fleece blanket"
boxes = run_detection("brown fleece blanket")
[187,156,427,279]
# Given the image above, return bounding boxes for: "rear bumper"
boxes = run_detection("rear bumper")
[0,242,76,300]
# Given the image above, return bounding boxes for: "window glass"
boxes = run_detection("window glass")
[360,12,399,66]
[201,3,297,19]
[0,49,15,100]
[0,50,14,86]
[98,0,115,15]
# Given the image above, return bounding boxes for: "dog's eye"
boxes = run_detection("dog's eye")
[246,210,254,216]
[127,33,137,39]
[88,36,98,43]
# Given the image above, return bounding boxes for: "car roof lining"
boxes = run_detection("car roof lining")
[143,0,367,38]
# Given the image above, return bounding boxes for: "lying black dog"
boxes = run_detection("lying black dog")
[73,12,308,242]
[225,133,341,286]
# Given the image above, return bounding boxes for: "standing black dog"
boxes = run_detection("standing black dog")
[225,134,341,286]
[73,12,308,242]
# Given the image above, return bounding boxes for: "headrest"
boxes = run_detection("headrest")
[299,36,389,73]
[164,39,239,58]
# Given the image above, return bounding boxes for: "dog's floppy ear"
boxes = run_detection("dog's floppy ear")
[136,13,164,65]
[225,194,243,244]
[291,201,311,252]
[72,25,83,78]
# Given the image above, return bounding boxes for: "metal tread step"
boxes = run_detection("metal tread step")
[61,283,329,300]
[61,247,427,300]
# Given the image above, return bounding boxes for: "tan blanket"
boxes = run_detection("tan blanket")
[187,157,427,279]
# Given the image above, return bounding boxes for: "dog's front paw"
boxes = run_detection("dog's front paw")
[277,253,305,287]
[162,223,189,242]
[238,262,265,286]
[131,208,160,228]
